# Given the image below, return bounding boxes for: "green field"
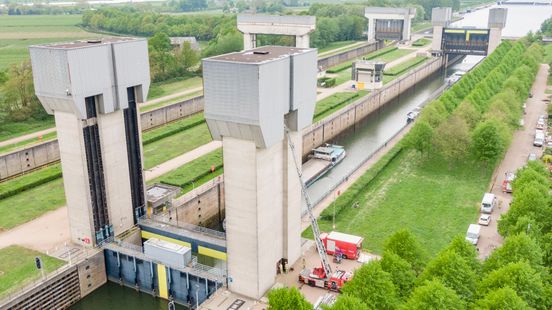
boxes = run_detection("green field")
[147,76,203,100]
[0,178,65,230]
[304,150,488,256]
[0,118,55,144]
[141,90,203,112]
[371,48,415,63]
[0,245,65,297]
[0,15,101,70]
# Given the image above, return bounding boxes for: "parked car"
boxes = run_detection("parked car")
[480,193,497,214]
[478,214,491,226]
[528,153,538,161]
[466,224,481,245]
[502,172,515,193]
[534,131,545,147]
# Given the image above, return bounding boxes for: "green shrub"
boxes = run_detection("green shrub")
[326,62,353,74]
[314,92,360,121]
[363,46,398,60]
[412,38,430,47]
[317,77,337,88]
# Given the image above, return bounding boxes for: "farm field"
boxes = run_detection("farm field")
[0,15,101,70]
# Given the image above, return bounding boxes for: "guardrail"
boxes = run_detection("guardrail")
[139,216,226,240]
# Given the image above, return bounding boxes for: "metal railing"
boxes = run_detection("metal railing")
[139,216,226,240]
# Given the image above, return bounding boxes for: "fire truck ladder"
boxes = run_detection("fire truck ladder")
[284,126,333,278]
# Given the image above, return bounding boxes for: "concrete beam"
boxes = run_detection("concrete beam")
[237,15,316,49]
[365,7,416,42]
[488,8,508,54]
[431,7,452,52]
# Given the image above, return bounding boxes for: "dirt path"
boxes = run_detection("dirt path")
[0,140,222,252]
[477,64,549,259]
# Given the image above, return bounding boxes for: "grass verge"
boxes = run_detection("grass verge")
[0,131,57,155]
[384,56,428,76]
[0,164,62,200]
[0,118,55,144]
[314,91,368,122]
[303,149,489,256]
[0,245,65,297]
[147,76,203,100]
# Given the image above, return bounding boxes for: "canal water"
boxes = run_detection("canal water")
[72,4,550,309]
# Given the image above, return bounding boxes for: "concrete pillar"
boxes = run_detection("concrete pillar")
[402,13,412,41]
[243,33,256,50]
[367,18,375,42]
[223,136,284,299]
[295,35,310,48]
[487,28,503,54]
[432,26,444,51]
[487,8,507,54]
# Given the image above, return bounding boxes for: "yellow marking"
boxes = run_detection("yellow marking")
[141,231,191,248]
[198,246,227,261]
[157,264,168,299]
[444,29,466,34]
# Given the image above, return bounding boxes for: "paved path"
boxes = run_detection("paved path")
[0,127,56,148]
[0,140,222,252]
[477,64,549,259]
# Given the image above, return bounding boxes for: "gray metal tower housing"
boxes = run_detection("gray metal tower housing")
[29,38,150,246]
[203,46,317,299]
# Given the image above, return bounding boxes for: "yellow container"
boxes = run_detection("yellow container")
[357,82,365,90]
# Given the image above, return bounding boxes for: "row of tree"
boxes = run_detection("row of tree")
[269,228,552,309]
[404,41,542,166]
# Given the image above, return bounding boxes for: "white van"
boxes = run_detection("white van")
[480,193,497,214]
[466,224,481,245]
[534,130,545,147]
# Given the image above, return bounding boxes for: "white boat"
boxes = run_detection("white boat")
[304,144,347,186]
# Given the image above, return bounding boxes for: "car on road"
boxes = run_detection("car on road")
[534,130,545,147]
[466,224,481,245]
[502,172,515,193]
[528,153,538,161]
[478,214,491,226]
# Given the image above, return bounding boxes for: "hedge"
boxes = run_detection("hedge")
[318,77,337,88]
[314,92,360,121]
[156,149,223,189]
[326,62,354,74]
[412,38,430,47]
[319,146,403,220]
[0,164,63,200]
[384,56,428,76]
[142,113,206,146]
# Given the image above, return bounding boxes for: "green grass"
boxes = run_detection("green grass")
[0,245,65,297]
[412,38,431,47]
[412,21,432,33]
[0,178,65,230]
[140,90,203,112]
[370,48,415,63]
[147,76,203,100]
[335,68,353,85]
[318,40,359,54]
[0,118,55,143]
[149,149,223,196]
[0,164,62,200]
[326,46,398,74]
[0,15,101,70]
[303,150,489,256]
[544,44,552,64]
[142,119,212,169]
[314,91,368,122]
[0,131,57,155]
[384,56,428,76]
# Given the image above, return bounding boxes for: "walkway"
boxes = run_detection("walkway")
[0,139,222,252]
[477,64,549,259]
[140,86,203,108]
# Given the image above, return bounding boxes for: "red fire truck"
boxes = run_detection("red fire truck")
[320,231,363,260]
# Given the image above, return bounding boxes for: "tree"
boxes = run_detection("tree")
[471,120,505,164]
[340,261,399,310]
[380,251,416,299]
[477,262,549,309]
[498,185,552,237]
[442,235,480,272]
[0,60,44,121]
[149,32,172,52]
[483,233,543,274]
[267,287,312,310]
[433,115,470,164]
[383,229,426,275]
[322,295,368,310]
[403,279,465,310]
[403,121,433,156]
[176,41,199,71]
[474,287,531,310]
[454,100,480,130]
[417,250,477,300]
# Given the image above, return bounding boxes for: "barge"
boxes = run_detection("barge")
[303,144,346,187]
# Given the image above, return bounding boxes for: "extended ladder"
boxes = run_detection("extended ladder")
[284,126,332,277]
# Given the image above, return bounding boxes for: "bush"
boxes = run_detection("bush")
[317,77,337,88]
[412,38,430,47]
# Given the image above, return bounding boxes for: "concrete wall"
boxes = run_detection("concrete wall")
[0,42,384,181]
[0,251,106,310]
[173,180,225,228]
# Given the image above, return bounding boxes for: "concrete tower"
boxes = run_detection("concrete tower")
[29,38,150,247]
[431,7,452,52]
[237,15,316,50]
[487,8,508,54]
[203,46,317,299]
[365,7,417,42]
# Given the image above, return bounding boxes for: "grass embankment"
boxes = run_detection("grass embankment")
[314,91,368,122]
[141,90,203,112]
[318,40,360,55]
[147,76,203,100]
[0,245,65,297]
[303,149,486,256]
[412,38,431,47]
[149,149,223,196]
[384,56,428,76]
[0,119,55,144]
